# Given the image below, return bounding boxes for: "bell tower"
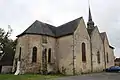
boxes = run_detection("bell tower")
[87,6,95,29]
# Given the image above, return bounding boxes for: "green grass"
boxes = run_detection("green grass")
[0,74,62,80]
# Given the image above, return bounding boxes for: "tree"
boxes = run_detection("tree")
[0,26,16,57]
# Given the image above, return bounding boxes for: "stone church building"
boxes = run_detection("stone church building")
[12,8,114,75]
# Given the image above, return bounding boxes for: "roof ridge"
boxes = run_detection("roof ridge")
[100,32,106,34]
[45,23,56,36]
[57,17,82,27]
[17,20,39,37]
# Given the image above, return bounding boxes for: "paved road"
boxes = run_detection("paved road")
[55,72,120,80]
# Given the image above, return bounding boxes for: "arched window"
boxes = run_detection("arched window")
[18,47,21,61]
[48,48,51,63]
[32,47,37,62]
[106,53,109,63]
[82,42,86,62]
[97,51,100,64]
[44,48,47,62]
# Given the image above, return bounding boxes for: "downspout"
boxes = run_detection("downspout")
[72,34,75,75]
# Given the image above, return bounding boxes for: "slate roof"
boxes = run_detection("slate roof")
[100,32,106,41]
[87,28,94,35]
[56,17,82,37]
[0,52,15,66]
[109,45,114,49]
[17,20,56,37]
[100,32,114,49]
[17,17,82,38]
[87,26,96,36]
[115,58,120,62]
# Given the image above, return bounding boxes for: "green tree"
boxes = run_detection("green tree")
[0,26,16,56]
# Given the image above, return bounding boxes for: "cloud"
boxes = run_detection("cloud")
[0,0,120,57]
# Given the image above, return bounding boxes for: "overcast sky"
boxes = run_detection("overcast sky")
[0,0,120,57]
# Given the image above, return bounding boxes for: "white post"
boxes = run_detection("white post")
[14,61,20,75]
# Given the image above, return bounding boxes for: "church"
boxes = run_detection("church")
[12,7,115,75]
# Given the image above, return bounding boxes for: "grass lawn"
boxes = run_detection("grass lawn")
[0,74,62,80]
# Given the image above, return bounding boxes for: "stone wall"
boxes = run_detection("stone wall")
[13,34,57,74]
[1,66,12,73]
[12,18,114,75]
[103,34,114,68]
[103,35,110,68]
[74,18,91,74]
[57,18,91,75]
[12,34,29,73]
[108,47,114,67]
[57,35,73,75]
[91,27,105,72]
[42,36,57,73]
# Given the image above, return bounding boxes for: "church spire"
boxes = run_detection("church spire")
[87,5,94,29]
[88,7,92,21]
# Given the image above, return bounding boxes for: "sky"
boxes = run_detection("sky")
[0,0,120,57]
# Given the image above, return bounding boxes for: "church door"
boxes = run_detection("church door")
[42,49,47,74]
